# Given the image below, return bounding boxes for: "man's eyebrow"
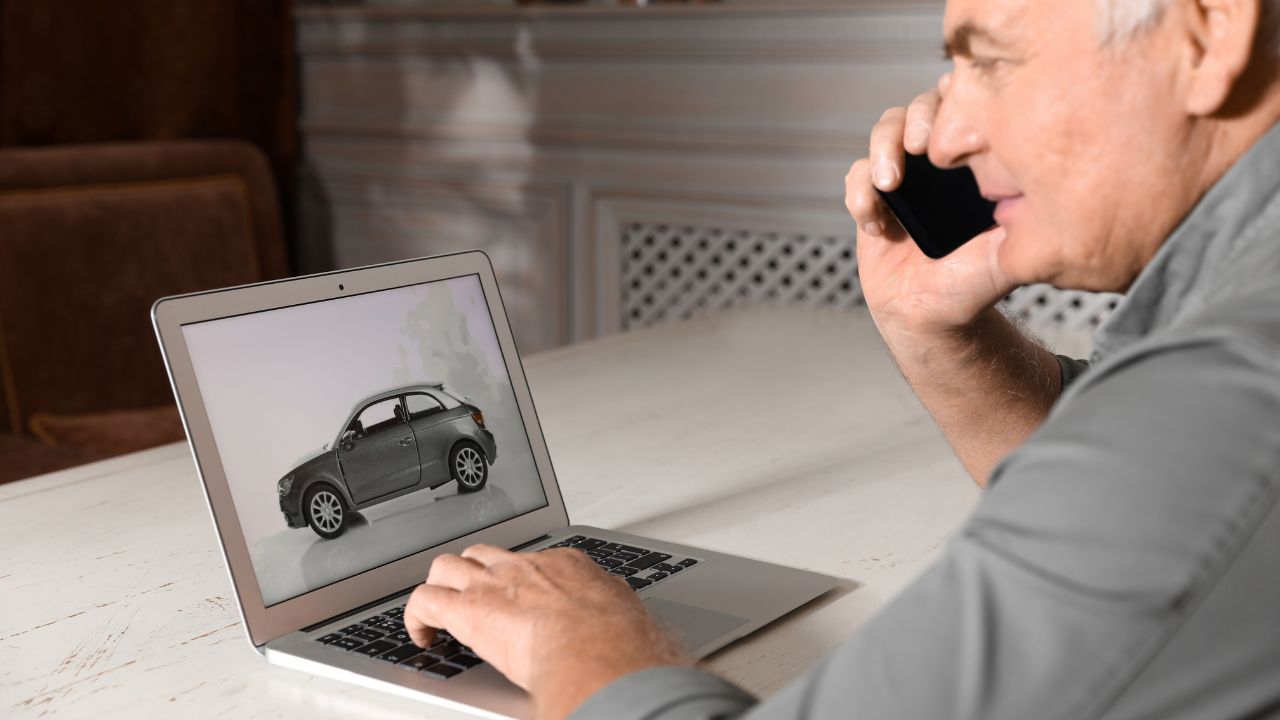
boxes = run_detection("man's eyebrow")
[942,21,1005,59]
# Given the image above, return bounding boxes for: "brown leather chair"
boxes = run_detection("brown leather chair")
[0,140,287,483]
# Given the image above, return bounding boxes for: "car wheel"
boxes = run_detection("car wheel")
[304,484,348,539]
[451,441,489,493]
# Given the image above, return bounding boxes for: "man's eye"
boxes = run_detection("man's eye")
[968,57,1003,74]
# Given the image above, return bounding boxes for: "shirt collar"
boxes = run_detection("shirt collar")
[1090,120,1280,363]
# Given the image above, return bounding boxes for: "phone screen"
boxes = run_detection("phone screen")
[874,153,997,259]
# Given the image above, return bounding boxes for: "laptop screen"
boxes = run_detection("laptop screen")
[181,273,549,607]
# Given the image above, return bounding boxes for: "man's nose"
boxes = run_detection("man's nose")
[928,86,986,169]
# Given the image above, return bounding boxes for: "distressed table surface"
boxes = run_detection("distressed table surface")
[1,305,979,718]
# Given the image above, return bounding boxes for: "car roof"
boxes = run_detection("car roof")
[348,383,448,412]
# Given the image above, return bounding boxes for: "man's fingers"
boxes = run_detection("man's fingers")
[903,89,942,155]
[404,583,461,648]
[845,158,891,237]
[459,543,516,567]
[869,106,907,191]
[425,553,485,591]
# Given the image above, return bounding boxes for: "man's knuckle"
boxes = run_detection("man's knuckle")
[879,106,906,123]
[849,191,874,217]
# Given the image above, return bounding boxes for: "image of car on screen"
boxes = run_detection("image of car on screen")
[277,383,498,539]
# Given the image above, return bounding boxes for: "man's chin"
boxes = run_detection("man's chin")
[997,238,1131,293]
[994,232,1063,289]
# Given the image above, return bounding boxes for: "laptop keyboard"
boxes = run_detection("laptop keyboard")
[312,535,699,679]
[546,535,699,591]
[314,605,483,680]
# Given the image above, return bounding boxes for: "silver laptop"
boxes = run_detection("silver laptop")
[152,251,837,719]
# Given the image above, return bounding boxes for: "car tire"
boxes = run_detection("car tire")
[304,483,349,539]
[450,441,489,493]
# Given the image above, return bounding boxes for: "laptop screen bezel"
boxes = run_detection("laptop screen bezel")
[152,251,570,647]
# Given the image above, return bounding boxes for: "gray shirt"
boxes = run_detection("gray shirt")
[572,121,1280,720]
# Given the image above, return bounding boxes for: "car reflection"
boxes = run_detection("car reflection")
[298,484,518,589]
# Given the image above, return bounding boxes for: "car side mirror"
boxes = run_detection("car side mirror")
[340,430,357,452]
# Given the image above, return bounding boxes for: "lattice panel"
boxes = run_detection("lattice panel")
[1002,284,1123,331]
[620,223,862,329]
[619,221,1124,335]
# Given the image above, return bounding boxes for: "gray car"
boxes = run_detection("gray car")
[277,383,498,539]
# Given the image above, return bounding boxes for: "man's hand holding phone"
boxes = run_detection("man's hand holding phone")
[845,76,1064,486]
[844,75,1016,341]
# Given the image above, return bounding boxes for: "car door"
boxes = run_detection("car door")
[403,393,452,486]
[337,397,420,504]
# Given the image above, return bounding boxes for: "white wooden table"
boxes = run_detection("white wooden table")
[0,306,979,718]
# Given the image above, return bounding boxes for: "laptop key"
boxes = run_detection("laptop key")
[339,624,366,635]
[331,637,366,652]
[618,544,649,555]
[597,558,624,569]
[601,543,624,552]
[609,567,637,577]
[677,558,699,567]
[572,539,607,551]
[387,629,411,644]
[422,663,465,680]
[427,644,460,661]
[379,643,424,664]
[566,535,586,543]
[354,640,398,658]
[382,607,405,619]
[645,572,669,581]
[626,577,652,590]
[399,654,438,671]
[316,633,345,645]
[625,553,672,571]
[451,653,484,668]
[350,629,385,642]
[651,563,679,573]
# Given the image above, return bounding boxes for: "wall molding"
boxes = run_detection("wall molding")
[296,7,945,60]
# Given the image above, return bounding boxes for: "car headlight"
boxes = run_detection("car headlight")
[278,475,294,497]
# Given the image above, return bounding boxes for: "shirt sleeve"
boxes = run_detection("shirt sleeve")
[571,334,1280,720]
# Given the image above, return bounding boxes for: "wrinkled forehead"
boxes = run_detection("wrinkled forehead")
[942,0,1092,55]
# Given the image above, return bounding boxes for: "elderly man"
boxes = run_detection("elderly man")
[405,0,1280,717]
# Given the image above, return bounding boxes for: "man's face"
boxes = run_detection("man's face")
[935,0,1201,291]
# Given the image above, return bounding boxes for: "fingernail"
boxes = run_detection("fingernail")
[874,164,896,189]
[863,221,883,237]
[906,122,930,150]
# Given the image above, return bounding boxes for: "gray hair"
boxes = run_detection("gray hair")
[1098,0,1280,53]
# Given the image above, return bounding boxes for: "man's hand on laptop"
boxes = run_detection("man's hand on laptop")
[405,543,690,719]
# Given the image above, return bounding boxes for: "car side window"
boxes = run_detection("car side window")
[352,398,402,438]
[405,393,444,421]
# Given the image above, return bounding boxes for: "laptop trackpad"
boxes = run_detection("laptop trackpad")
[643,597,749,650]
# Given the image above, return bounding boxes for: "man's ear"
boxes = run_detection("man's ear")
[1179,0,1262,115]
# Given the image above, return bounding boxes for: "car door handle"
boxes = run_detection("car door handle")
[399,438,412,446]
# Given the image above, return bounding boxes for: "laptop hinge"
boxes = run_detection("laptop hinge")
[509,533,551,552]
[301,583,418,633]
[299,534,554,634]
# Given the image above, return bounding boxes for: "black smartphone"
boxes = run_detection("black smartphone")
[874,152,997,259]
